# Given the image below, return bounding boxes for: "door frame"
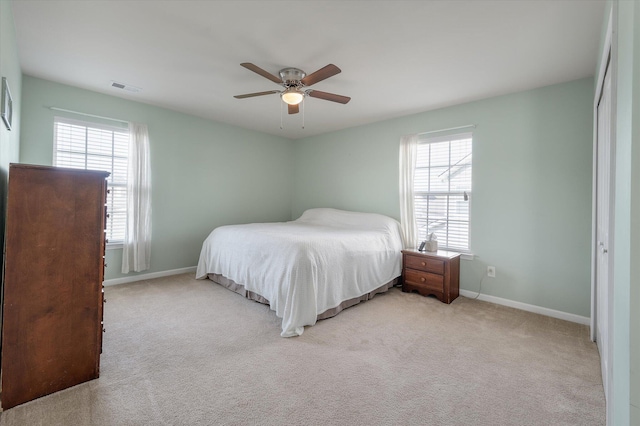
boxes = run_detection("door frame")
[590,6,616,425]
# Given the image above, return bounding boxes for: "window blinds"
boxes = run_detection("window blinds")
[414,132,472,251]
[53,117,129,243]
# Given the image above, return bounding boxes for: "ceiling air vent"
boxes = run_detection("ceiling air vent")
[110,81,141,93]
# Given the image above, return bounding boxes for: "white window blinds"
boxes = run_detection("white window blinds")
[53,117,128,243]
[414,132,472,251]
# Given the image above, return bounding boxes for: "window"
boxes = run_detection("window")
[53,117,128,244]
[414,132,472,252]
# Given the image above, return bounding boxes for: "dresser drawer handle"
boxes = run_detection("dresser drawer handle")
[421,262,426,267]
[420,277,425,282]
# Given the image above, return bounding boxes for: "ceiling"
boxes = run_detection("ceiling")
[11,0,605,140]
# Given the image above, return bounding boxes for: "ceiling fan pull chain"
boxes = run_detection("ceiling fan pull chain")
[280,99,283,130]
[302,100,305,129]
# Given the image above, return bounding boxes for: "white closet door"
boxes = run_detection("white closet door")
[595,58,612,405]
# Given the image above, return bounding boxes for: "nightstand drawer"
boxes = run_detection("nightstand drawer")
[404,268,444,291]
[405,255,445,274]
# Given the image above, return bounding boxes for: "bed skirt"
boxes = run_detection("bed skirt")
[207,273,399,321]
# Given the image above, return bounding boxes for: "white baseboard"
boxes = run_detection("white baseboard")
[103,266,197,286]
[459,289,590,325]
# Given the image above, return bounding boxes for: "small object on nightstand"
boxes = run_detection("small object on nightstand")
[425,233,438,252]
[401,249,460,304]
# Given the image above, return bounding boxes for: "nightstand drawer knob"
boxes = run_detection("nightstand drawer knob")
[421,262,426,266]
[420,277,425,282]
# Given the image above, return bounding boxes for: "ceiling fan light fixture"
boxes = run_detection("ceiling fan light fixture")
[281,88,304,105]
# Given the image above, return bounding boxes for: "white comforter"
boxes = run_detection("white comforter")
[196,208,403,337]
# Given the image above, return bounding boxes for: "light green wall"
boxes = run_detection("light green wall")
[608,1,640,424]
[0,0,22,246]
[0,0,22,337]
[631,2,640,421]
[631,0,640,418]
[631,3,640,422]
[612,3,632,422]
[20,76,294,280]
[293,78,594,318]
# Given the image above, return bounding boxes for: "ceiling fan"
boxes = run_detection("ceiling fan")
[234,63,351,114]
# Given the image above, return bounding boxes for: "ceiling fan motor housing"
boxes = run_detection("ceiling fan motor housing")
[279,68,306,86]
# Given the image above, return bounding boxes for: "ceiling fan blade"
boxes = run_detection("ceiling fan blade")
[234,90,279,99]
[307,90,351,104]
[301,64,341,86]
[288,104,299,115]
[240,63,282,84]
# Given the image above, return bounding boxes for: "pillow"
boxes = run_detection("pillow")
[295,208,400,232]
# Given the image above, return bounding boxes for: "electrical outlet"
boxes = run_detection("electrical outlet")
[487,266,496,278]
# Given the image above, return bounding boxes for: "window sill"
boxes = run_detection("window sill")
[441,250,474,261]
[424,248,474,261]
[460,253,475,261]
[106,243,123,250]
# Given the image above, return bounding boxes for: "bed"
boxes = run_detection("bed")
[195,208,403,337]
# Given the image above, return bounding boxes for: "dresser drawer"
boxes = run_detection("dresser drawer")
[404,268,444,292]
[405,255,445,274]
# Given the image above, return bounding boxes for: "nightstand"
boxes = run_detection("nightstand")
[401,249,461,304]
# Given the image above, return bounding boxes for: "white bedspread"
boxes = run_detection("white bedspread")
[196,208,403,337]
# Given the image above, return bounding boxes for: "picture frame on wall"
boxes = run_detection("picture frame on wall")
[2,77,13,131]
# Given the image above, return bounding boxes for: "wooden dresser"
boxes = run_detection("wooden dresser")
[401,249,461,304]
[1,164,109,409]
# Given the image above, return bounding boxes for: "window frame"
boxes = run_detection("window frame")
[53,116,129,248]
[414,131,473,253]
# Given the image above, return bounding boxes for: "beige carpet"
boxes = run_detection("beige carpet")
[0,273,604,425]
